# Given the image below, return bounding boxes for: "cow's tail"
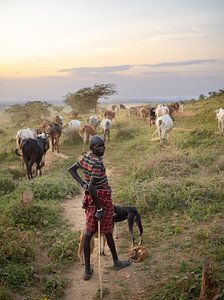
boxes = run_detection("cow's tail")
[152,120,163,138]
[15,148,22,156]
[134,211,143,236]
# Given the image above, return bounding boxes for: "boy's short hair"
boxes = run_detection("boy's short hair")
[89,135,105,147]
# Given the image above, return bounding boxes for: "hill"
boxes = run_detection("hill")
[0,95,223,299]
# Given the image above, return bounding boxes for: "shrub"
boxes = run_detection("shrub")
[48,232,80,263]
[0,227,34,264]
[181,129,216,148]
[150,270,201,299]
[0,151,19,163]
[114,121,140,141]
[0,129,5,135]
[0,285,11,300]
[18,176,79,201]
[0,176,15,196]
[8,203,61,230]
[42,275,68,298]
[0,262,32,289]
[115,127,137,141]
[5,168,24,180]
[0,192,20,211]
[116,174,224,216]
[62,128,82,146]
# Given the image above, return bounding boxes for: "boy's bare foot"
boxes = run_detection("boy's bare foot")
[114,259,131,270]
[83,267,94,280]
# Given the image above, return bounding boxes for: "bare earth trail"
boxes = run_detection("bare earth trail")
[44,151,145,300]
[62,168,133,300]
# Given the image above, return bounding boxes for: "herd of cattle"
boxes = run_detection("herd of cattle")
[14,104,224,180]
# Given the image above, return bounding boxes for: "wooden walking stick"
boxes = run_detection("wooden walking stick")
[98,220,103,300]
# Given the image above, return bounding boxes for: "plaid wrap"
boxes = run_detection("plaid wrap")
[83,189,114,234]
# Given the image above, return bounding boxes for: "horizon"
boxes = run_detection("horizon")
[1,0,224,102]
[0,95,193,106]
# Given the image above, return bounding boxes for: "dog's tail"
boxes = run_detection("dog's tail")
[135,210,143,236]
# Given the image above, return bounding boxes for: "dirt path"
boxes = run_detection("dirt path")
[63,192,139,300]
[44,152,139,300]
[61,168,134,300]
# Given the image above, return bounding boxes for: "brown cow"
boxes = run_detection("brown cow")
[48,123,62,153]
[104,110,115,120]
[139,106,150,121]
[149,107,156,125]
[79,125,97,144]
[120,104,127,109]
[128,106,141,117]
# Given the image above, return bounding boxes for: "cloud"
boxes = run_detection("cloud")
[58,65,133,75]
[142,59,217,67]
[58,59,218,76]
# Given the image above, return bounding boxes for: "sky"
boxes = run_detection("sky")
[0,0,224,103]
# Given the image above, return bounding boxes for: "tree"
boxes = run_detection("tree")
[6,101,51,126]
[198,94,205,100]
[64,83,116,113]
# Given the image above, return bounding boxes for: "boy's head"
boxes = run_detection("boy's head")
[89,135,105,157]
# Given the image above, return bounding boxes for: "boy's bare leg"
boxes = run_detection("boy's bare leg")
[83,231,94,280]
[105,232,131,270]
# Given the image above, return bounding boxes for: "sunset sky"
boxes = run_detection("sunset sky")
[0,0,224,103]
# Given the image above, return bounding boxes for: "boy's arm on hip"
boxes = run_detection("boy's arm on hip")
[88,177,101,210]
[68,163,86,187]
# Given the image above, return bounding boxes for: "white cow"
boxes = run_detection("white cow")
[155,114,173,144]
[100,118,112,142]
[215,108,224,136]
[16,128,37,149]
[155,104,169,117]
[68,119,82,130]
[88,116,99,128]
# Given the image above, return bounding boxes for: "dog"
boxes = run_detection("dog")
[113,205,143,246]
[127,245,149,263]
[78,231,106,263]
[78,204,143,262]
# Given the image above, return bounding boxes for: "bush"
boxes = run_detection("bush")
[0,169,19,196]
[181,129,216,148]
[114,121,140,141]
[48,232,80,263]
[0,227,34,264]
[0,176,15,196]
[150,271,201,300]
[0,262,32,289]
[62,128,82,146]
[115,127,136,141]
[18,176,79,201]
[0,285,11,300]
[42,275,68,298]
[0,151,19,163]
[116,174,224,216]
[8,203,61,230]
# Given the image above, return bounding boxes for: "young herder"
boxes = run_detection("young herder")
[68,135,131,280]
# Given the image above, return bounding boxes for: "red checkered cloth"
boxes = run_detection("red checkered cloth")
[83,189,114,234]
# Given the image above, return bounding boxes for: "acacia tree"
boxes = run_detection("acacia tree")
[64,83,116,113]
[6,101,51,126]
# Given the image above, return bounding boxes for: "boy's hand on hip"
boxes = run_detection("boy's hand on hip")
[81,182,88,190]
[95,208,104,221]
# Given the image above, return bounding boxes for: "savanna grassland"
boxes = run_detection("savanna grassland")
[0,94,224,300]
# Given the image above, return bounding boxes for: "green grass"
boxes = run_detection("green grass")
[106,96,224,299]
[0,95,224,298]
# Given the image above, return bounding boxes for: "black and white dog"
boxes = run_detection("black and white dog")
[113,205,143,246]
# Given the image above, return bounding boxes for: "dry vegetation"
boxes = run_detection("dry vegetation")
[0,94,224,299]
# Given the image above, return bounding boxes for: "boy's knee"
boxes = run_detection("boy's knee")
[84,231,94,241]
[105,232,114,239]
